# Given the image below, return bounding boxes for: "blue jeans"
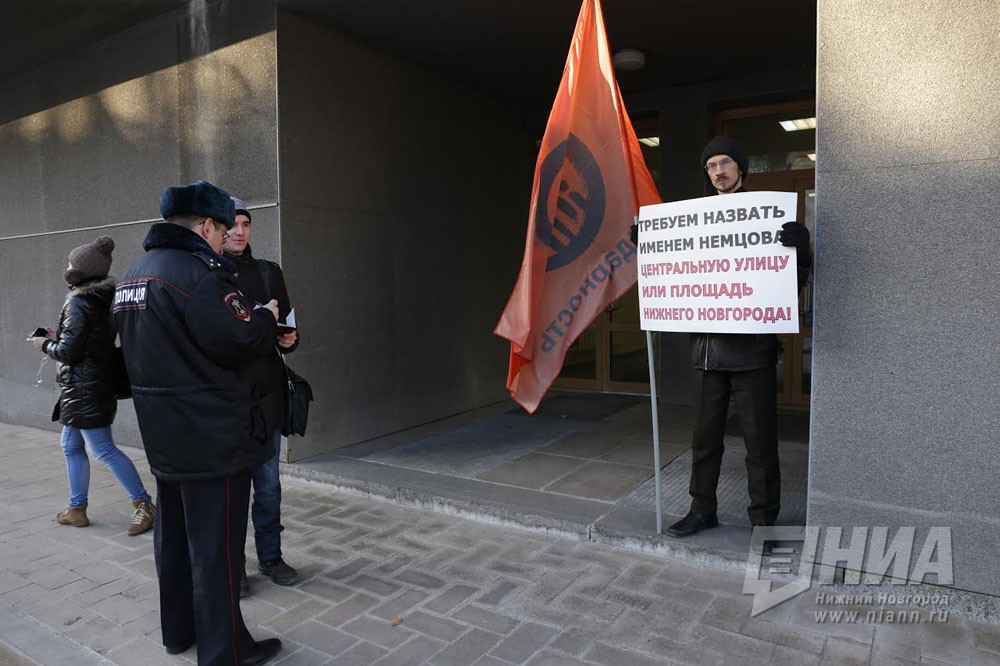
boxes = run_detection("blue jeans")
[61,425,151,508]
[250,432,284,563]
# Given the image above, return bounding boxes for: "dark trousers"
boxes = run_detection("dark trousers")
[250,432,284,563]
[154,473,255,666]
[689,366,780,525]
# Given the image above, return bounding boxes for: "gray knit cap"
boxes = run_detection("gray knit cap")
[231,196,251,221]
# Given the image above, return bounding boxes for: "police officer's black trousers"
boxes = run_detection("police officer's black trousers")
[689,366,780,525]
[154,472,255,665]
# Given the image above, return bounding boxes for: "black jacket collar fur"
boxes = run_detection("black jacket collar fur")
[143,222,237,273]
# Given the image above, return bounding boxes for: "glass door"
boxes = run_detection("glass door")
[717,101,815,409]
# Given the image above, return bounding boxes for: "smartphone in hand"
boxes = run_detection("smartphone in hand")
[32,327,48,337]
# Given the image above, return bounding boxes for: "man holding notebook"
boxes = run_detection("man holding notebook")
[224,196,301,591]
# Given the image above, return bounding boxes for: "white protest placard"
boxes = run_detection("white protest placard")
[637,191,799,334]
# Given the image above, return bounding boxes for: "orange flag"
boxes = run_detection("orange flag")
[494,0,661,413]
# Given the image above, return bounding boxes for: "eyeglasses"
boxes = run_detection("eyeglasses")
[704,157,734,172]
[210,220,230,243]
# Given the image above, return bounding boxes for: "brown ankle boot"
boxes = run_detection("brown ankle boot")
[128,498,155,536]
[57,505,89,527]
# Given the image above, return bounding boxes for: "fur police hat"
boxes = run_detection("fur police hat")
[65,236,114,286]
[700,136,749,176]
[159,180,236,229]
[231,196,251,222]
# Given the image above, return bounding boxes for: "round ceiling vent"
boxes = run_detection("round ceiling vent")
[612,48,646,72]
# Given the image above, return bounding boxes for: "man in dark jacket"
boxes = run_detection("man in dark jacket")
[666,136,812,538]
[114,180,283,665]
[223,197,300,592]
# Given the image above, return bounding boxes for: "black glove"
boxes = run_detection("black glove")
[629,223,638,245]
[778,221,809,251]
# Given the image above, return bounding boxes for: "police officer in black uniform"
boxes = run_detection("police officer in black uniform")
[114,181,283,666]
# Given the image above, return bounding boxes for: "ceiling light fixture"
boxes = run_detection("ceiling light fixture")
[613,48,646,72]
[779,117,817,132]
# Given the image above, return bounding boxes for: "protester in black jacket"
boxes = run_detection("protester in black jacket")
[113,181,282,666]
[27,236,154,535]
[667,136,811,538]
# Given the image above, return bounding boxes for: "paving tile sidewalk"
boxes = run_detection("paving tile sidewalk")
[2,422,1000,666]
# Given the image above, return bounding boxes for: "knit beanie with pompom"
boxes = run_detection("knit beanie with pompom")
[65,236,114,286]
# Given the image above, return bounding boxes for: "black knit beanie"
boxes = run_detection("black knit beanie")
[700,136,749,176]
[65,236,114,286]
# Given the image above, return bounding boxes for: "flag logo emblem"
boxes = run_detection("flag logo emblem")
[536,134,606,271]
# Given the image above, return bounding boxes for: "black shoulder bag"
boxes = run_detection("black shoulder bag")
[258,259,313,436]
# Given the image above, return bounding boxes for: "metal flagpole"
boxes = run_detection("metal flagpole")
[645,329,662,533]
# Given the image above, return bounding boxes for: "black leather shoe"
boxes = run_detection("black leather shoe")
[240,569,250,598]
[258,557,299,586]
[239,638,282,666]
[666,511,719,538]
[165,640,194,655]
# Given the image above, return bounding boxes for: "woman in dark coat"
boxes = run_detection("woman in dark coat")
[27,236,154,535]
